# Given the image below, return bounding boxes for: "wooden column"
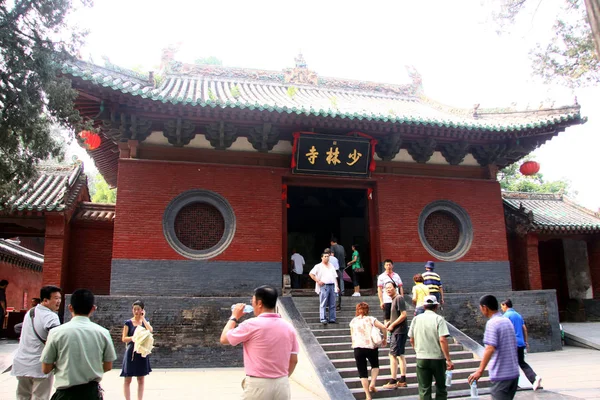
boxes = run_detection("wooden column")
[588,237,600,299]
[526,233,543,290]
[43,215,70,291]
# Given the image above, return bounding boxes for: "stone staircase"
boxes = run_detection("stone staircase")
[292,295,491,399]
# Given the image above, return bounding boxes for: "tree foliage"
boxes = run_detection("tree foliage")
[493,0,600,87]
[90,173,116,204]
[498,157,576,196]
[0,0,91,201]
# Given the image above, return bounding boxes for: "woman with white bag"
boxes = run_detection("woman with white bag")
[121,300,154,400]
[349,302,387,400]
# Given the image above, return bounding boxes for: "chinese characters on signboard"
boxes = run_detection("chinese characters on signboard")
[293,134,372,177]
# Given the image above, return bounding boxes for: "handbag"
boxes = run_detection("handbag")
[354,267,365,273]
[370,319,383,347]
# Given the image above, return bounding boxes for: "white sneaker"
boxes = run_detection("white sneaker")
[352,292,360,297]
[533,376,542,391]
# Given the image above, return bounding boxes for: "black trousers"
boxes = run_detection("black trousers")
[517,346,537,383]
[354,347,379,378]
[51,381,102,400]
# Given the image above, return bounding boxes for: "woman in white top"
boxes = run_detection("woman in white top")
[349,302,387,399]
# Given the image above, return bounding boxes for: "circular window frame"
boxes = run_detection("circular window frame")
[163,190,236,260]
[418,200,473,261]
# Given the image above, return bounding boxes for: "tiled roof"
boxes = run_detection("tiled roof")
[1,163,87,214]
[503,192,600,233]
[73,202,115,223]
[0,239,43,272]
[63,60,584,133]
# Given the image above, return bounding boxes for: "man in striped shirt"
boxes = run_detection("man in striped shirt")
[422,261,444,304]
[468,295,519,400]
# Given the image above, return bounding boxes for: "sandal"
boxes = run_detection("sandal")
[369,386,378,393]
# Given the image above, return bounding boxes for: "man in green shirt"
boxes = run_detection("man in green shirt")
[41,289,117,400]
[408,295,454,400]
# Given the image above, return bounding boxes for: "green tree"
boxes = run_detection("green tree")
[91,173,116,204]
[498,157,576,196]
[493,0,599,87]
[0,0,91,201]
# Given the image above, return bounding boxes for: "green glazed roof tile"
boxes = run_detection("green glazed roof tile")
[503,192,600,232]
[1,163,86,214]
[62,60,584,132]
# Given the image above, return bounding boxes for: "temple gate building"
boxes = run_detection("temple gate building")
[1,53,598,368]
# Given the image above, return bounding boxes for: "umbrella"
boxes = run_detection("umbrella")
[132,326,154,359]
[343,269,352,283]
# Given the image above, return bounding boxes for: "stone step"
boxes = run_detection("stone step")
[320,342,463,354]
[304,316,415,324]
[343,367,489,389]
[336,358,482,378]
[330,351,475,368]
[315,335,456,345]
[350,378,492,399]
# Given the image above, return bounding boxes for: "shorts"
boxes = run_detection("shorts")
[389,331,407,357]
[383,303,392,320]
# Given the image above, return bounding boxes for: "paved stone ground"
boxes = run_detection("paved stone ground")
[0,340,598,399]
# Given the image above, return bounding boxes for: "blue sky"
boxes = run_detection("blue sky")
[67,0,600,211]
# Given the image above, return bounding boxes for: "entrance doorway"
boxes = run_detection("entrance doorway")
[539,239,569,321]
[286,186,372,290]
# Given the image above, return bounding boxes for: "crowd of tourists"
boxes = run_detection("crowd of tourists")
[7,253,543,400]
[9,285,153,400]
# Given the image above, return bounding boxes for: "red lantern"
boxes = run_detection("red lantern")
[79,131,101,150]
[519,161,540,176]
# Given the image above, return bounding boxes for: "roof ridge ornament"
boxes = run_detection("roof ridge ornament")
[284,53,318,85]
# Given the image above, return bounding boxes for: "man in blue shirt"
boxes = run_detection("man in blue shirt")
[501,299,542,391]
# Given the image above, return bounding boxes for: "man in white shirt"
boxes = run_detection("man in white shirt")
[377,259,404,324]
[324,248,342,311]
[309,252,339,324]
[290,249,305,289]
[12,285,62,400]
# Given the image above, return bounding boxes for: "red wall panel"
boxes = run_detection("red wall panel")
[113,160,284,262]
[67,225,113,295]
[375,175,509,262]
[0,261,43,310]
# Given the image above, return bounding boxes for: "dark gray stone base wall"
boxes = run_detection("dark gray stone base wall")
[441,290,561,352]
[583,299,600,320]
[65,295,252,368]
[110,259,281,296]
[392,261,512,293]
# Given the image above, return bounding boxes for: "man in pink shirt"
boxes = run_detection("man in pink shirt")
[220,285,299,400]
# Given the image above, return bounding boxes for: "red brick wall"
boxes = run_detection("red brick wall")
[113,160,508,266]
[67,224,113,295]
[113,160,284,262]
[0,261,43,310]
[376,175,509,262]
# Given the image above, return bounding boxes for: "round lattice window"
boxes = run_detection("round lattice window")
[423,211,460,253]
[174,203,225,251]
[418,201,473,261]
[163,190,236,260]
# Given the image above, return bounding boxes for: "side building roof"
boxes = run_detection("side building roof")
[503,192,600,234]
[0,239,44,272]
[1,162,89,215]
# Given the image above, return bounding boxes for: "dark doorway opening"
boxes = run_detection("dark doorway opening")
[539,239,569,321]
[286,186,371,290]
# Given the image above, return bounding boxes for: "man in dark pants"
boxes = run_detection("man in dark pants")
[41,289,116,400]
[469,295,519,400]
[501,299,542,391]
[330,238,346,307]
[408,295,453,400]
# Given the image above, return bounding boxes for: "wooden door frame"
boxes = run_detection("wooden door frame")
[282,175,380,285]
